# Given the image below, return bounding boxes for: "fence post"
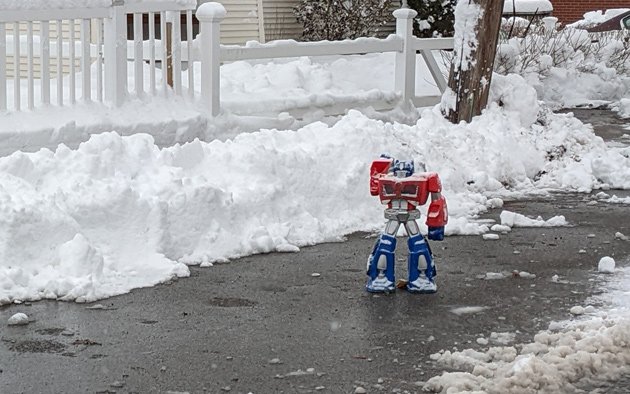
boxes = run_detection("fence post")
[196,2,226,117]
[393,8,417,105]
[104,0,127,107]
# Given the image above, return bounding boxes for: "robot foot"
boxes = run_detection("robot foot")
[407,276,437,294]
[366,275,395,293]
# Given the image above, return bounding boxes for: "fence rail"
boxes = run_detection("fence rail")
[0,1,453,118]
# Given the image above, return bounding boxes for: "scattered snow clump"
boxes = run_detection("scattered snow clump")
[490,224,511,233]
[570,306,584,315]
[598,256,615,273]
[8,313,29,326]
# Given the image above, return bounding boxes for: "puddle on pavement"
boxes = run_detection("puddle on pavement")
[5,339,67,354]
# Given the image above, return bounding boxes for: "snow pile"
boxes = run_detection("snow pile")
[424,265,630,393]
[595,191,630,204]
[500,211,568,228]
[0,74,629,303]
[495,19,630,107]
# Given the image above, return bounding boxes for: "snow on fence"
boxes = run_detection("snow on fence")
[197,4,454,116]
[0,1,452,117]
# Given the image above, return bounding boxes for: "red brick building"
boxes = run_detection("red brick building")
[551,0,630,24]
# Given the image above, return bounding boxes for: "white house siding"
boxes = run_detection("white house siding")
[262,0,301,41]
[198,0,263,44]
[372,0,402,38]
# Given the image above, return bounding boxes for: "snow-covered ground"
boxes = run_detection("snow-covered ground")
[425,263,630,393]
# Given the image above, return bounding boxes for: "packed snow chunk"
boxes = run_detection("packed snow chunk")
[490,224,511,233]
[490,332,516,345]
[483,272,506,280]
[598,256,616,274]
[476,337,489,346]
[617,98,630,118]
[489,73,540,128]
[276,243,300,253]
[515,271,536,279]
[8,313,29,326]
[500,210,568,227]
[615,232,629,241]
[569,305,585,315]
[482,234,500,241]
[451,306,489,316]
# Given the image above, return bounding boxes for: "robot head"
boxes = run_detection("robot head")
[392,159,414,177]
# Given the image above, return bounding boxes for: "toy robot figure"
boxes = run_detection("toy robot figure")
[366,155,448,293]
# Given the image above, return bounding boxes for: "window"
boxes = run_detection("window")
[623,15,630,30]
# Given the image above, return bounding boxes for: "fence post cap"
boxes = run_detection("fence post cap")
[393,8,417,19]
[197,2,227,21]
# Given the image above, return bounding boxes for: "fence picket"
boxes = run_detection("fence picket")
[69,19,76,104]
[13,22,20,111]
[172,12,181,95]
[133,13,144,96]
[27,22,34,110]
[0,23,5,111]
[186,10,193,98]
[149,12,156,95]
[57,20,63,106]
[81,19,91,101]
[160,11,167,96]
[96,19,103,102]
[41,21,50,105]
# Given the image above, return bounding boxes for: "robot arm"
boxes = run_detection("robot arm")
[425,173,448,241]
[370,157,393,196]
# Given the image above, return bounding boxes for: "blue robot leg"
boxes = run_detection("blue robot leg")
[366,234,397,293]
[407,234,437,294]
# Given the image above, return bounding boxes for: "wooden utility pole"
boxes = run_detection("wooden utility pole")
[166,21,173,87]
[444,0,504,123]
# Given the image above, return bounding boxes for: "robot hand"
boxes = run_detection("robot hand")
[428,226,445,241]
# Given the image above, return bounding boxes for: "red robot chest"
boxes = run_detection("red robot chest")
[377,175,429,206]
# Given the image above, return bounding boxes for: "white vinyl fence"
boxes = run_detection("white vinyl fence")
[0,1,452,117]
[196,4,453,116]
[0,0,197,111]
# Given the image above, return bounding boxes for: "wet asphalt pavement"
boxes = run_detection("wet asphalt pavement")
[0,110,629,394]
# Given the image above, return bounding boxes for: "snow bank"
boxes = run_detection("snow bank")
[1,80,629,303]
[424,266,630,393]
[496,18,630,108]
